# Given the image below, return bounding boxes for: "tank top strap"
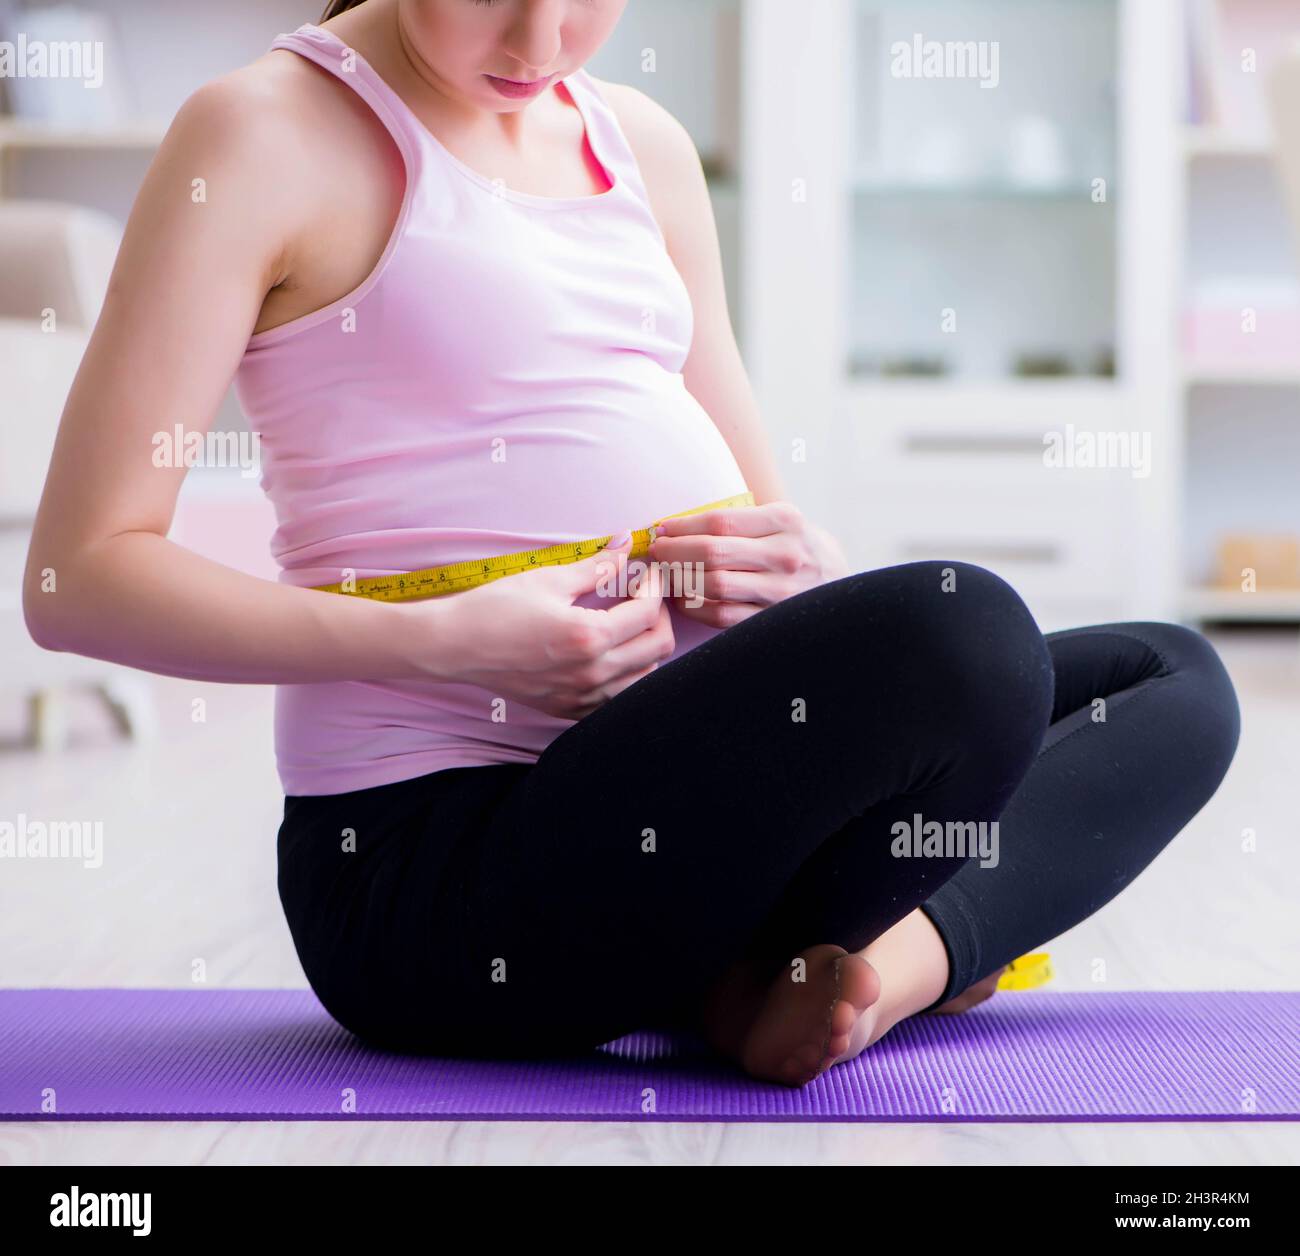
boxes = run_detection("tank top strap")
[561,68,657,213]
[268,24,425,184]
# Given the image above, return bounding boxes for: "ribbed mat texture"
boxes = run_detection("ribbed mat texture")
[2,989,1296,1122]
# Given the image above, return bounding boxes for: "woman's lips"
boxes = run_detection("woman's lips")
[485,72,555,99]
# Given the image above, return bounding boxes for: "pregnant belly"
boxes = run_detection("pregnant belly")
[272,374,750,590]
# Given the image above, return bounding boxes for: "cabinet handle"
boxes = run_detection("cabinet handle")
[903,434,1047,456]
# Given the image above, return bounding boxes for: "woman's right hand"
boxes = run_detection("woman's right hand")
[405,533,676,721]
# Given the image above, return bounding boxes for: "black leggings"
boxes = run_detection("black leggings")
[277,562,1241,1057]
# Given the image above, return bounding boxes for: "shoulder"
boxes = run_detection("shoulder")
[172,55,297,141]
[151,52,371,284]
[163,50,378,205]
[586,74,704,179]
[583,75,709,250]
[164,50,356,182]
[592,74,707,165]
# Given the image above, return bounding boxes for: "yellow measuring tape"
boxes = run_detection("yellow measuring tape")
[997,952,1054,992]
[311,491,756,603]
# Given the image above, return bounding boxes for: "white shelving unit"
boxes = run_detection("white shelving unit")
[739,0,1185,632]
[1178,0,1300,626]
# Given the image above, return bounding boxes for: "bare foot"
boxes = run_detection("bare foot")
[736,944,883,1086]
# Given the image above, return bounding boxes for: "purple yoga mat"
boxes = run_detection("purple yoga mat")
[1,988,1296,1122]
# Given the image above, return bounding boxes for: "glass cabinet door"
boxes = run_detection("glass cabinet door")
[847,0,1119,383]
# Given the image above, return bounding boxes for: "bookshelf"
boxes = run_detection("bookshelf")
[735,0,1180,631]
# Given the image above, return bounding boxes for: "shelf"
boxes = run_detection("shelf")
[0,119,168,150]
[844,376,1120,401]
[1184,365,1300,387]
[1183,587,1300,622]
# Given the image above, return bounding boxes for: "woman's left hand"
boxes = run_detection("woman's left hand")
[645,499,851,629]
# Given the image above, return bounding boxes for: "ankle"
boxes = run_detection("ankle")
[859,909,951,1037]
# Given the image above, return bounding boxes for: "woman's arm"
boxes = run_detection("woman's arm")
[21,69,439,685]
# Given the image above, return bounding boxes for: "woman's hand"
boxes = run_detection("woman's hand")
[408,534,675,721]
[646,500,851,629]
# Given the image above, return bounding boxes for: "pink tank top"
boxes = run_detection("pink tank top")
[235,23,750,796]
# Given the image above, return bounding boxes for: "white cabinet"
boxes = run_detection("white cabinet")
[737,0,1183,628]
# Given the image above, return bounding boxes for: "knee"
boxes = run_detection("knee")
[904,561,1055,691]
[890,561,1055,729]
[1124,621,1241,780]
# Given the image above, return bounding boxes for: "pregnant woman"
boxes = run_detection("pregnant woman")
[24,0,1239,1086]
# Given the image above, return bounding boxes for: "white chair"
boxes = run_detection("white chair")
[0,199,155,749]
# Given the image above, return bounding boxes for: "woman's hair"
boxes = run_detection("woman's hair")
[320,0,368,20]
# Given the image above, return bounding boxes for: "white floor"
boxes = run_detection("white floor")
[1,629,1297,1166]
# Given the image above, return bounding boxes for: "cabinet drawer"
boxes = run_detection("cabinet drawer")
[849,476,1130,608]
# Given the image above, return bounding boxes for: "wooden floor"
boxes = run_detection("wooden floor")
[2,628,1297,1166]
